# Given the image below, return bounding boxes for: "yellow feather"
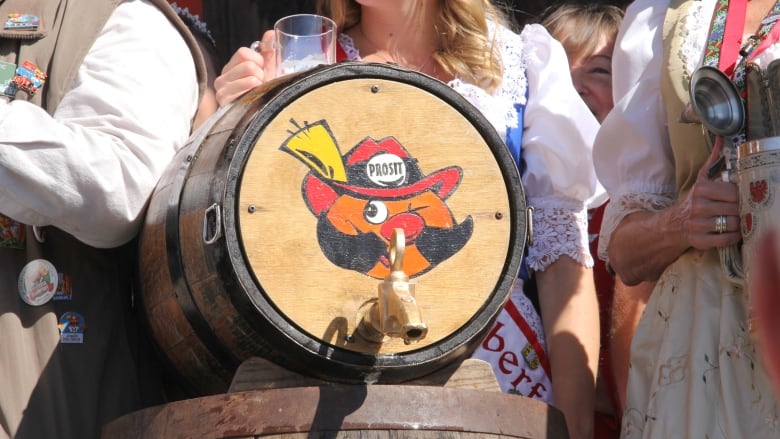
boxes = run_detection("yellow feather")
[280,120,347,182]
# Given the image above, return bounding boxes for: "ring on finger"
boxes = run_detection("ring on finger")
[250,40,275,52]
[714,215,727,234]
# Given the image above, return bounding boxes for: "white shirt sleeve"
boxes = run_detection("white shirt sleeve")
[519,24,604,270]
[593,0,677,262]
[0,0,199,248]
[435,23,604,271]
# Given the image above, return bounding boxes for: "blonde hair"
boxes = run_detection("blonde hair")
[317,0,508,92]
[540,3,623,63]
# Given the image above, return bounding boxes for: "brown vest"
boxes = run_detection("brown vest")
[0,0,206,112]
[0,1,205,438]
[661,0,713,195]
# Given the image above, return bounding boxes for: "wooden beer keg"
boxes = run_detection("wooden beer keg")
[138,62,527,396]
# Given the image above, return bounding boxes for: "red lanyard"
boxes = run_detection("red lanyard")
[717,0,780,77]
[719,0,747,75]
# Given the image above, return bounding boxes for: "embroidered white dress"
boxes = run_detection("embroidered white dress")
[341,22,603,402]
[595,0,780,437]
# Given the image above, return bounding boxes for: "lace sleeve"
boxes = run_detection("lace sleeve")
[597,191,675,263]
[526,198,593,271]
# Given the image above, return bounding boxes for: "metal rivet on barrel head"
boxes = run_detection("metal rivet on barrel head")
[345,334,355,343]
[495,212,503,220]
[247,204,257,213]
[371,85,380,93]
[186,155,193,162]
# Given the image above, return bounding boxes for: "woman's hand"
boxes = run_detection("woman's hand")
[608,139,741,284]
[676,139,741,250]
[214,30,277,107]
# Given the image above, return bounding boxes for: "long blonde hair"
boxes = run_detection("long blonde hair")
[318,0,508,92]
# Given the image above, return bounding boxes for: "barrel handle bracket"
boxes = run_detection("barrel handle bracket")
[203,203,223,245]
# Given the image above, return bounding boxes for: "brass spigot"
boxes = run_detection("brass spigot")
[358,228,427,345]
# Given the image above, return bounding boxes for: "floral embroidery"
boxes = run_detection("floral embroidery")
[679,0,711,81]
[525,200,593,271]
[766,413,780,431]
[621,407,645,438]
[702,0,729,68]
[658,355,688,387]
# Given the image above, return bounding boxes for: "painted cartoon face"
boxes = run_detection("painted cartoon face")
[328,191,455,241]
[282,120,473,279]
[318,189,473,278]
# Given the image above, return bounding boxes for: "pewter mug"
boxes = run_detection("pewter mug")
[746,60,780,139]
[736,137,780,290]
[689,65,745,137]
[687,65,746,283]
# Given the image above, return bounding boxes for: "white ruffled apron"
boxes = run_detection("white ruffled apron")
[622,249,780,438]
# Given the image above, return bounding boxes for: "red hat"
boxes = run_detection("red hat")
[324,137,462,200]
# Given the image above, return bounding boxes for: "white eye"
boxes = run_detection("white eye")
[364,200,388,224]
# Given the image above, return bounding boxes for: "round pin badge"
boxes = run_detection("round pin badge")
[18,259,58,306]
[58,311,86,344]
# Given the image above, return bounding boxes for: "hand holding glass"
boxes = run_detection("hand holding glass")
[270,14,337,76]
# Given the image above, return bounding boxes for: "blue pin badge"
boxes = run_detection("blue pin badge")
[58,312,87,344]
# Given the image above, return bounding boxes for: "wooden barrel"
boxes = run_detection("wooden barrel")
[138,62,527,396]
[102,385,567,438]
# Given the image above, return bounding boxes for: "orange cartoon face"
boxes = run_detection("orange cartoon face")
[313,186,473,279]
[282,120,473,279]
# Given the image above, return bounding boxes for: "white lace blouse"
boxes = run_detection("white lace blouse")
[595,0,780,262]
[340,23,603,271]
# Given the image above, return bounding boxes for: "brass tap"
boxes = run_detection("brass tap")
[358,228,427,345]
